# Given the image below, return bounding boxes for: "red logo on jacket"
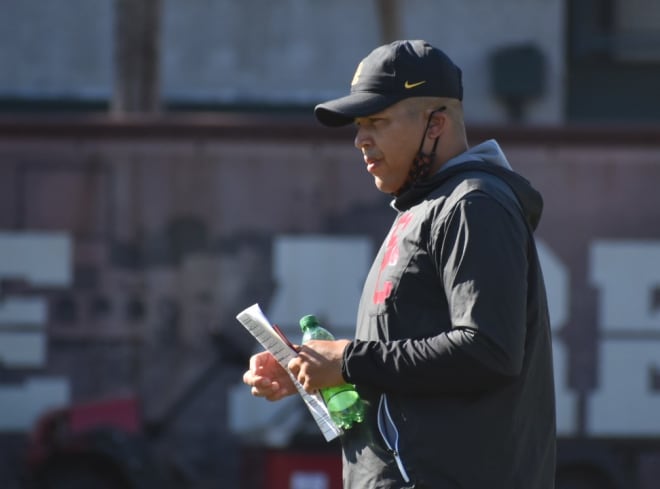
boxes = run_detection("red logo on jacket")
[373,212,413,304]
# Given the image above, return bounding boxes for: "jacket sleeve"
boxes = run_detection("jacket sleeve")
[342,192,530,396]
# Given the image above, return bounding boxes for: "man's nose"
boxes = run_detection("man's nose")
[354,128,371,150]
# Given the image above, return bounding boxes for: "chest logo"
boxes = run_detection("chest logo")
[373,212,413,304]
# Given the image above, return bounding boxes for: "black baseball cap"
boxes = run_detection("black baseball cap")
[314,40,463,127]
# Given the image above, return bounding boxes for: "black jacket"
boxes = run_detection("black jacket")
[340,160,556,488]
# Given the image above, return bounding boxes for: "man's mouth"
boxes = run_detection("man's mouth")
[364,155,380,173]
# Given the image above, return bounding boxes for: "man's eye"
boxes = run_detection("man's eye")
[355,117,385,128]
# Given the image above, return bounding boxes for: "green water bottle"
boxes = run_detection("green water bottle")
[299,314,365,430]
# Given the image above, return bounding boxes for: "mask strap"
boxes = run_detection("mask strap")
[392,106,447,197]
[416,106,446,156]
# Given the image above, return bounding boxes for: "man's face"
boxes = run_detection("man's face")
[353,100,426,194]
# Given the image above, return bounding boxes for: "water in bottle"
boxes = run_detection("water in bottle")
[299,314,365,430]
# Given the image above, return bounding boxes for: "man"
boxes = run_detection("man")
[243,40,556,488]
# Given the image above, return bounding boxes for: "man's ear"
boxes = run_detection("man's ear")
[427,110,446,138]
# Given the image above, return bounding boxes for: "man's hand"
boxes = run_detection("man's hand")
[288,339,351,393]
[242,351,297,401]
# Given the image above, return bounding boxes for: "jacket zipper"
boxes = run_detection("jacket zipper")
[377,394,411,483]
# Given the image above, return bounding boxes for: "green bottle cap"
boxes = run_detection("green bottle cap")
[299,314,320,331]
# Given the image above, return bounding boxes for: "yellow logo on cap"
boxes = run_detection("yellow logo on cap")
[351,62,364,86]
[404,80,427,89]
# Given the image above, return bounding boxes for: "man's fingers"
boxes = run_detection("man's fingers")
[300,376,314,393]
[249,351,270,371]
[250,383,274,397]
[288,358,313,391]
[242,370,252,385]
[287,356,300,376]
[252,382,290,402]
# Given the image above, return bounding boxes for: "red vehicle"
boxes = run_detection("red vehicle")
[24,397,160,489]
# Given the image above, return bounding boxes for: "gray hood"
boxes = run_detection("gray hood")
[395,139,544,230]
[442,139,513,172]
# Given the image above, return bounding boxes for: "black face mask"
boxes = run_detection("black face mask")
[393,106,446,197]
